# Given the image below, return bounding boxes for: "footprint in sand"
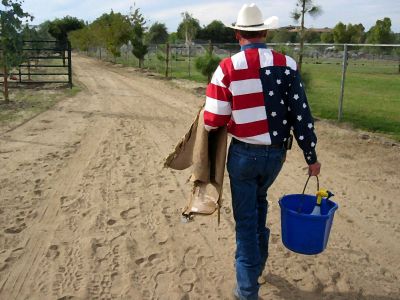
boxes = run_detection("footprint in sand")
[134,257,146,266]
[107,219,117,226]
[183,247,200,268]
[179,269,196,292]
[4,247,25,264]
[4,223,27,234]
[134,253,161,268]
[46,245,60,259]
[120,207,140,220]
[57,296,81,300]
[153,230,169,245]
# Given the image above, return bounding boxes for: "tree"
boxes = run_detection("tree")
[366,17,395,44]
[36,21,54,40]
[320,31,334,43]
[129,6,148,68]
[48,16,85,48]
[333,22,365,44]
[291,0,322,71]
[195,43,221,83]
[21,24,39,41]
[197,20,235,43]
[168,32,179,44]
[91,11,132,60]
[303,31,321,43]
[177,12,201,45]
[0,0,32,103]
[48,16,85,66]
[69,26,97,52]
[147,22,168,44]
[333,22,348,43]
[347,23,365,44]
[270,30,297,43]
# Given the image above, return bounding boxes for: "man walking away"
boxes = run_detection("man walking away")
[203,3,321,299]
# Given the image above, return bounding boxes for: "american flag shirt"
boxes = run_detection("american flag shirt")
[204,43,318,165]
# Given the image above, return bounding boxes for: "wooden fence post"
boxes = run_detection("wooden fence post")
[165,43,170,78]
[338,44,348,122]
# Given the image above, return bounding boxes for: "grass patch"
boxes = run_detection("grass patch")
[0,84,81,127]
[303,61,400,141]
[115,53,208,84]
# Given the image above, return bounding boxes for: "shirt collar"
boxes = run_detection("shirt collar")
[240,43,267,51]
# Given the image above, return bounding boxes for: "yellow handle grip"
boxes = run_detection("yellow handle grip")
[316,189,329,205]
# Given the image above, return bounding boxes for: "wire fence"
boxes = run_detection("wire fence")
[83,42,400,139]
[85,42,400,78]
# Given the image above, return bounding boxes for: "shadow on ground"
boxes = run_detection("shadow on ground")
[267,273,399,300]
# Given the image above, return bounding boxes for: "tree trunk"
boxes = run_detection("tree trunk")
[3,64,9,103]
[298,0,306,72]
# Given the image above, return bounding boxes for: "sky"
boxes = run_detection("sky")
[19,0,400,33]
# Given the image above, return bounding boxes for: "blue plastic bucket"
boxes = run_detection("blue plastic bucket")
[279,194,338,255]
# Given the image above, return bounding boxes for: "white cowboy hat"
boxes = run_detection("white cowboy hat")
[226,3,279,31]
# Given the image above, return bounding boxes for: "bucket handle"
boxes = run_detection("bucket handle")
[297,176,319,213]
[302,175,319,195]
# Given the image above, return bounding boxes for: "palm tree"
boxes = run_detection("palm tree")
[291,0,322,71]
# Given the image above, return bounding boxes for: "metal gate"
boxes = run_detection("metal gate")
[2,40,72,88]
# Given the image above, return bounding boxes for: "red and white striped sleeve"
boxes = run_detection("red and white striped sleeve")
[204,63,232,131]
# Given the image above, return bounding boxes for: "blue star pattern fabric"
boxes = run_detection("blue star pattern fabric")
[259,66,318,164]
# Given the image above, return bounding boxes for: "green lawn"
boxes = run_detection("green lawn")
[110,52,400,141]
[303,61,400,141]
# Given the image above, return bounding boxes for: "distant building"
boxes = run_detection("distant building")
[277,26,332,33]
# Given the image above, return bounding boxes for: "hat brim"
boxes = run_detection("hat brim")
[225,16,279,31]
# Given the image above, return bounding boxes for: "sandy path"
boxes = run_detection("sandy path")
[0,55,399,300]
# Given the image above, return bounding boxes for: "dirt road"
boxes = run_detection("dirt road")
[0,55,399,300]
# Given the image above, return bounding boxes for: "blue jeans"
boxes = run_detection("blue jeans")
[227,141,285,300]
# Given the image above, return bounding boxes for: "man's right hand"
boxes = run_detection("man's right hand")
[308,161,321,176]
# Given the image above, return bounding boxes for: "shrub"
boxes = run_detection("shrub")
[195,53,221,83]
